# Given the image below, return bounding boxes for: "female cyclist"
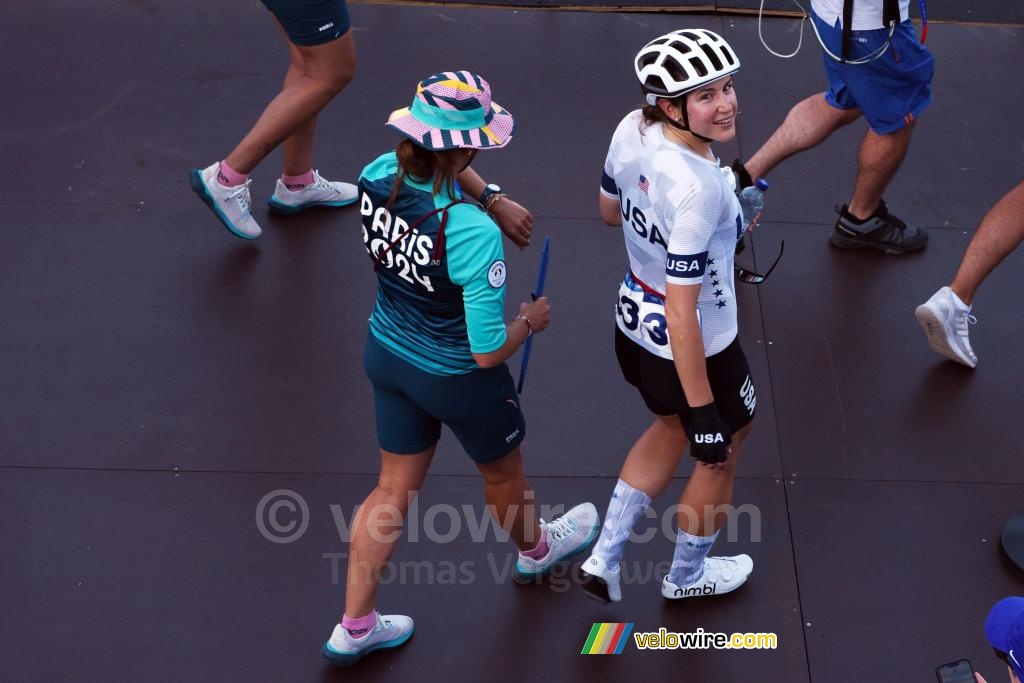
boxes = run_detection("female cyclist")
[578,30,757,604]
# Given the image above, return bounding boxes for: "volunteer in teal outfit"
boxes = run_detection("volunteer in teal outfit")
[321,71,598,667]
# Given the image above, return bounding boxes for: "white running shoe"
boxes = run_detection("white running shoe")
[512,502,599,581]
[577,554,622,603]
[322,612,414,666]
[267,170,358,215]
[661,554,753,601]
[189,162,262,239]
[915,286,978,368]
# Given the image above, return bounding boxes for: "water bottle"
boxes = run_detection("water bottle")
[738,178,769,233]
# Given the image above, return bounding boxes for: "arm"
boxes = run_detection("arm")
[599,166,622,227]
[457,166,533,249]
[599,193,622,227]
[455,165,487,200]
[472,298,550,368]
[663,184,732,467]
[664,283,713,407]
[445,206,549,368]
[664,188,717,404]
[665,282,730,468]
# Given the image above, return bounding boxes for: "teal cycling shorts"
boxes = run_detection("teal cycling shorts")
[260,0,350,46]
[364,333,526,463]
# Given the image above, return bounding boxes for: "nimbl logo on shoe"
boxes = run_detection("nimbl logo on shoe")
[672,581,717,597]
[581,623,634,654]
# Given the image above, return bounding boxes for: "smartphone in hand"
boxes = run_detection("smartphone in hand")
[936,658,976,683]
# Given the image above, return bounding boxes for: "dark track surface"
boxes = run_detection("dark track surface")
[2,2,1022,681]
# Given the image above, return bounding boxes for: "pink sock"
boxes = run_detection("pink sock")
[281,169,314,191]
[216,160,248,188]
[342,610,378,639]
[521,526,549,559]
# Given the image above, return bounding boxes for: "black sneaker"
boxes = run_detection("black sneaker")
[830,200,928,254]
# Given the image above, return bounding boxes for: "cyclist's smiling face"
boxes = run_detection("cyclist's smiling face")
[685,76,738,142]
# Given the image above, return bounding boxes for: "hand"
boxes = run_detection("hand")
[491,197,533,249]
[519,296,550,334]
[975,672,988,683]
[730,158,752,190]
[684,403,732,467]
[745,212,762,234]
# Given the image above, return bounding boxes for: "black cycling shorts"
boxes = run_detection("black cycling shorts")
[614,326,756,438]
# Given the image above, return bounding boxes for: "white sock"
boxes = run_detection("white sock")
[590,479,652,566]
[667,528,720,586]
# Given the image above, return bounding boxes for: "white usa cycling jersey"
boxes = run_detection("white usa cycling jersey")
[601,110,742,359]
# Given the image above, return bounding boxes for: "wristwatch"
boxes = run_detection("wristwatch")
[479,183,503,209]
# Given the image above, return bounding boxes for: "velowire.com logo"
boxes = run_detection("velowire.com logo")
[581,623,634,655]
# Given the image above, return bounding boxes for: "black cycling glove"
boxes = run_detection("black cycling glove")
[731,158,753,190]
[684,402,732,465]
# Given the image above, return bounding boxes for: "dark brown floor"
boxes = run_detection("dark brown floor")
[1,2,1022,682]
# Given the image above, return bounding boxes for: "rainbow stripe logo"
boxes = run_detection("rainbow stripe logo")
[581,622,634,654]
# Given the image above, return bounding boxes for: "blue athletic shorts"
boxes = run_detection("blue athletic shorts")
[260,0,350,46]
[363,333,526,463]
[812,10,934,134]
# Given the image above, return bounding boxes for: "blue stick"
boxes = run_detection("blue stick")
[517,236,549,394]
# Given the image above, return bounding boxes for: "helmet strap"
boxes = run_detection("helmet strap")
[665,105,715,144]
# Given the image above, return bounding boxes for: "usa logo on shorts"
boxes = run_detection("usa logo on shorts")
[739,375,756,416]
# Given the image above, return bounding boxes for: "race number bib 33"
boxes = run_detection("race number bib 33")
[614,273,700,360]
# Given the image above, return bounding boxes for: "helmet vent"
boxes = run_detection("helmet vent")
[634,28,740,100]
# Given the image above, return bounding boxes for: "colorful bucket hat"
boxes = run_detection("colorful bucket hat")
[387,71,515,151]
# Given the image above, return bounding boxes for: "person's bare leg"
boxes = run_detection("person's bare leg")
[950,180,1024,305]
[476,447,541,551]
[577,415,688,602]
[846,121,915,219]
[280,43,317,177]
[344,446,434,619]
[745,94,861,180]
[618,415,689,498]
[225,31,356,174]
[677,423,752,535]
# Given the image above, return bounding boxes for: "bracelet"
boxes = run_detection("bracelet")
[484,192,507,212]
[514,314,534,337]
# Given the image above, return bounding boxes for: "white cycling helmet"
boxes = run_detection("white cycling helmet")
[635,29,740,106]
